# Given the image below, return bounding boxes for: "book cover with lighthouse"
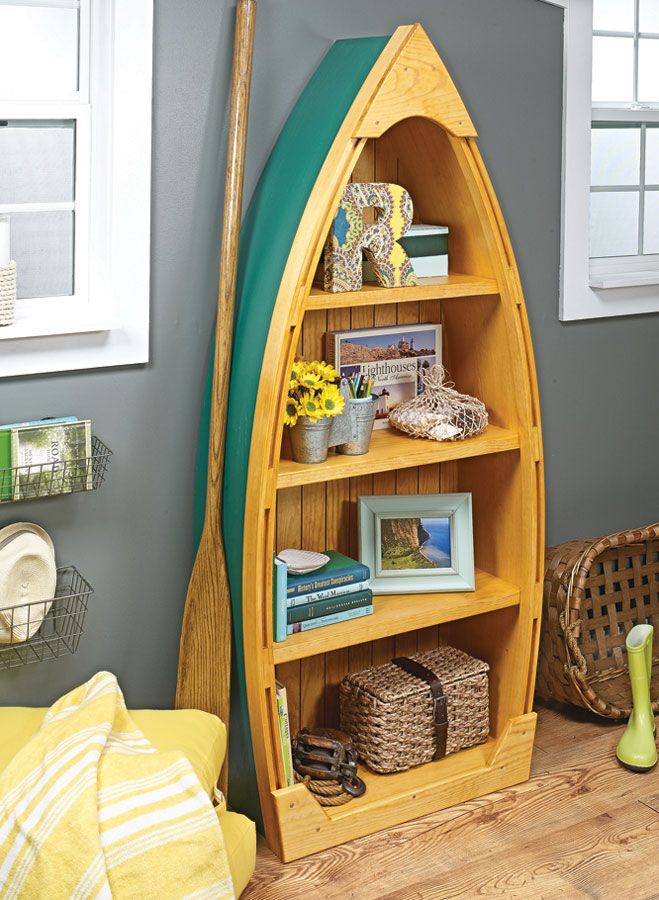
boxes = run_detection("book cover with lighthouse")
[325,323,441,428]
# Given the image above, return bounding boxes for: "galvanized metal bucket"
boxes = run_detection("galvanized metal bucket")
[289,417,331,464]
[336,397,377,456]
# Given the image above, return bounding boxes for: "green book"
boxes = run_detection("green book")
[287,588,373,624]
[0,417,79,502]
[11,420,92,500]
[399,224,449,259]
[286,550,370,598]
[0,431,11,501]
[275,682,294,787]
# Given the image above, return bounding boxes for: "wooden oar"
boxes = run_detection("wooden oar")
[176,0,257,797]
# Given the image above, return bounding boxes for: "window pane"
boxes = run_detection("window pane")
[643,191,659,253]
[590,191,639,257]
[10,211,74,299]
[640,0,659,32]
[646,128,659,183]
[638,39,659,102]
[0,6,78,99]
[0,121,75,204]
[591,127,641,186]
[592,37,635,103]
[593,0,635,32]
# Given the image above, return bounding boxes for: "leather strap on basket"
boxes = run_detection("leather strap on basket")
[559,523,659,717]
[392,656,447,759]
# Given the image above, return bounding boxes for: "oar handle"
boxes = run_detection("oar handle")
[207,0,257,520]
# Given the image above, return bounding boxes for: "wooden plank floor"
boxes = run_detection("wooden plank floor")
[242,703,659,899]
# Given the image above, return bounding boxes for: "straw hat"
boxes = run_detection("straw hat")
[0,523,56,644]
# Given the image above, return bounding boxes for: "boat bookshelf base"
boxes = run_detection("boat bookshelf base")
[269,712,536,862]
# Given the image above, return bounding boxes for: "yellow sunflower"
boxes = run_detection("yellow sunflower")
[284,397,300,426]
[298,369,322,389]
[302,396,323,419]
[318,384,345,417]
[290,361,305,388]
[310,360,339,383]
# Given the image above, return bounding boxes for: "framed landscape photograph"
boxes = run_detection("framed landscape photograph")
[358,493,475,594]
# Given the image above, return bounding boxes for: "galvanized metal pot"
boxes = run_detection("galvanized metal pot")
[289,417,331,464]
[336,397,377,455]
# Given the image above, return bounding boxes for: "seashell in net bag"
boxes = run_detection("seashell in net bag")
[389,365,488,441]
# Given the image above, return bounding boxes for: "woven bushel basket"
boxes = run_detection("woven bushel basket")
[536,523,659,719]
[339,646,489,773]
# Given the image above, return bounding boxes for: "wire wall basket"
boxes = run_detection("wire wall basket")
[0,566,93,670]
[0,436,112,504]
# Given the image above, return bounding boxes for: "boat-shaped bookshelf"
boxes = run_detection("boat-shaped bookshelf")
[183,23,545,861]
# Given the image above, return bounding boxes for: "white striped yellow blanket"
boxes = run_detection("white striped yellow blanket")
[0,672,235,899]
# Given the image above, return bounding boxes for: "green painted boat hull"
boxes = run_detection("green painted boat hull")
[194,35,389,827]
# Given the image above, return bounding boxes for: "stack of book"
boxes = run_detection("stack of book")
[399,223,449,277]
[273,550,372,642]
[0,417,92,501]
[363,224,449,280]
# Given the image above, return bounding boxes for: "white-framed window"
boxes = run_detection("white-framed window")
[559,0,659,319]
[0,0,153,377]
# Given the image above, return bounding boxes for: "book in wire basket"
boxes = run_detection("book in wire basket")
[0,434,112,503]
[11,421,92,500]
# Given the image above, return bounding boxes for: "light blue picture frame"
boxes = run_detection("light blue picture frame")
[358,493,475,594]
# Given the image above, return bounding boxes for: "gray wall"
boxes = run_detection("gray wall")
[1,0,657,709]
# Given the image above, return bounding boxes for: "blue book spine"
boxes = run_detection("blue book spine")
[0,416,79,430]
[273,557,288,642]
[287,604,373,635]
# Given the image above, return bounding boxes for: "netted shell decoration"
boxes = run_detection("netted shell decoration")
[389,365,488,442]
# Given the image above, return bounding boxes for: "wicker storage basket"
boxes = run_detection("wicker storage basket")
[340,646,489,773]
[536,524,659,719]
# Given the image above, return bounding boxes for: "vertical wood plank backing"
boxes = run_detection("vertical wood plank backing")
[394,292,420,659]
[416,461,441,649]
[299,308,329,728]
[323,304,353,725]
[275,487,302,741]
[374,125,399,192]
[300,473,327,727]
[352,138,377,220]
[417,625,440,651]
[348,473,374,674]
[443,606,520,739]
[382,118,496,279]
[441,296,515,430]
[440,460,460,493]
[394,272,419,659]
[394,352,420,673]
[345,137,377,681]
[370,466,398,671]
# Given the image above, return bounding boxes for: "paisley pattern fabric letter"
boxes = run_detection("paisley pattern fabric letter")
[324,182,418,292]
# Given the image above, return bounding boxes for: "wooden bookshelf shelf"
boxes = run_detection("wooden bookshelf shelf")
[277,425,520,489]
[325,736,496,820]
[271,717,537,858]
[306,273,499,311]
[272,570,520,664]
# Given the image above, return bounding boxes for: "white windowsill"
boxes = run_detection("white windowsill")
[589,271,659,290]
[0,296,118,341]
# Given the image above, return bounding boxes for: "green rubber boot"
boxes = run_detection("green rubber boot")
[616,624,657,772]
